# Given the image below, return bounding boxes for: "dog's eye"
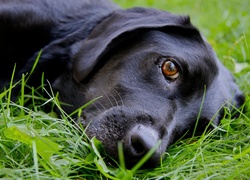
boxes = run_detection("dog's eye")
[161,59,179,80]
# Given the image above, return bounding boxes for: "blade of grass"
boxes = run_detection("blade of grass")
[7,64,17,110]
[19,74,26,116]
[192,85,206,138]
[25,50,42,83]
[32,140,40,180]
[118,141,126,170]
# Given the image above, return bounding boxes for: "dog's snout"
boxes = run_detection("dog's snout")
[123,124,163,167]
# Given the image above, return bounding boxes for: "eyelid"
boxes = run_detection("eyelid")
[157,56,180,67]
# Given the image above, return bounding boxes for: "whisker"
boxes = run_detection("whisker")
[101,89,114,107]
[109,90,119,107]
[112,88,124,106]
[92,100,106,113]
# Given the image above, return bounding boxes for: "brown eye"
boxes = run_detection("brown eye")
[161,59,179,80]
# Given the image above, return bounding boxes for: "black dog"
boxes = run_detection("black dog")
[0,0,245,168]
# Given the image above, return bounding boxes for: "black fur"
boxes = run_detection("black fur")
[0,0,245,168]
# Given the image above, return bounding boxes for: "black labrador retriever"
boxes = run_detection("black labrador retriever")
[0,0,245,168]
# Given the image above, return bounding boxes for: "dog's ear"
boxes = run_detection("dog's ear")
[73,8,198,82]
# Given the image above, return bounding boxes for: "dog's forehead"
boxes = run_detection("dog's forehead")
[146,30,215,60]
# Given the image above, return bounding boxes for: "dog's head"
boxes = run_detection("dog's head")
[54,8,245,168]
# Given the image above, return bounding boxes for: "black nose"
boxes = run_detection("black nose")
[123,125,162,168]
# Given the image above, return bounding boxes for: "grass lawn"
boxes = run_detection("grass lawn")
[1,0,250,179]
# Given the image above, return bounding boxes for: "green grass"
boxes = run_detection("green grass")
[1,0,250,179]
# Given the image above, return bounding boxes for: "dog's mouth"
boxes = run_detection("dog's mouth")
[77,106,179,168]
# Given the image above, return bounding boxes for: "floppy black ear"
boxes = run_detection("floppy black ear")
[73,7,196,82]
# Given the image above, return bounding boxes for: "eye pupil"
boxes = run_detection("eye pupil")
[161,60,179,79]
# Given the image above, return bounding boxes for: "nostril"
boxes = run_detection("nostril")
[124,125,159,157]
[131,132,147,155]
[230,93,246,118]
[122,124,167,168]
[235,93,245,108]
